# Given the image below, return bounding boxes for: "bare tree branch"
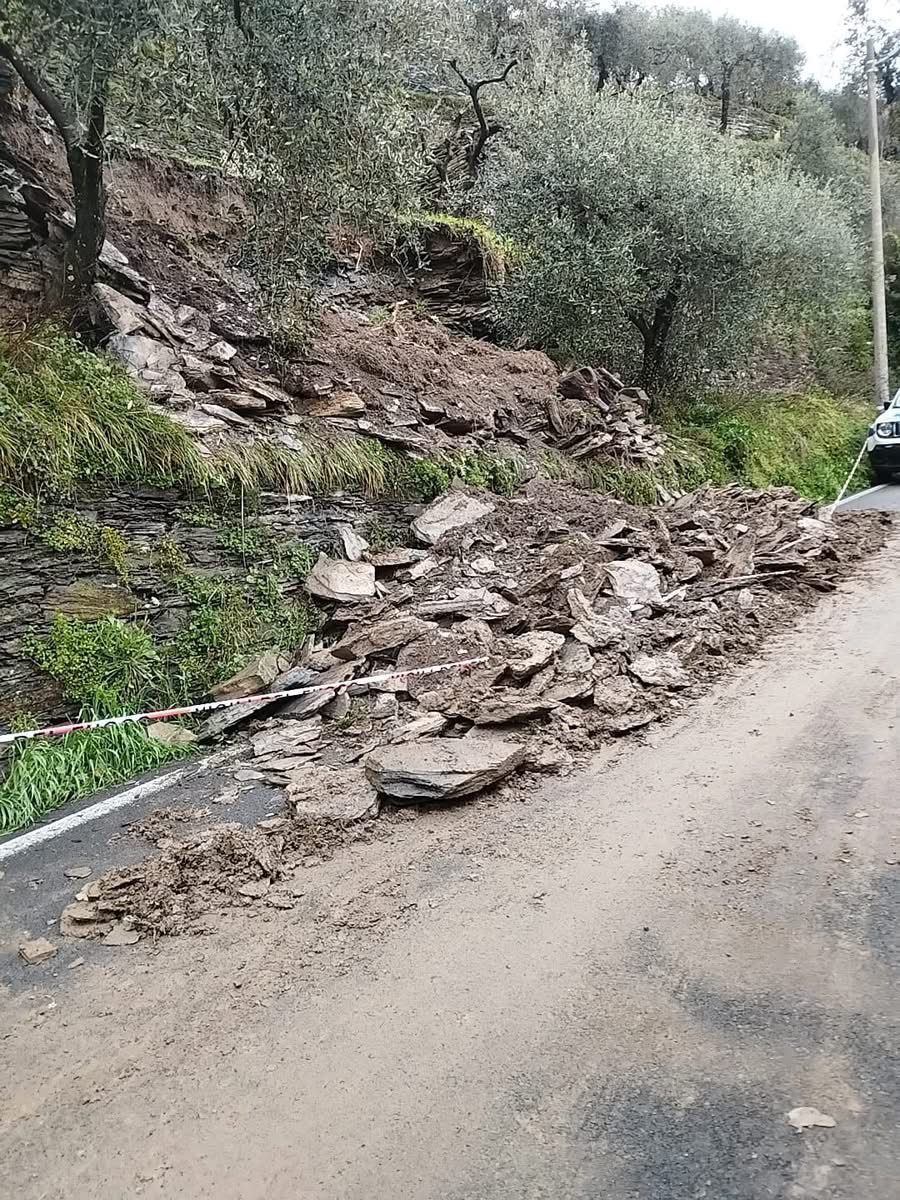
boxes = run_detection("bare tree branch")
[447,57,517,175]
[0,41,78,149]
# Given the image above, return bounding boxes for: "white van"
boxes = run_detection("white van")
[867,388,900,483]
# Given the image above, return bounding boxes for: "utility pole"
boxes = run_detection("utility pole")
[867,35,891,409]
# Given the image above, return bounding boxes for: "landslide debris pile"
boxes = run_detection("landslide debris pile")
[60,480,885,939]
[93,277,665,467]
[3,138,664,471]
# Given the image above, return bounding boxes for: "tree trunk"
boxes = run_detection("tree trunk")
[59,96,106,311]
[637,284,680,394]
[720,64,733,134]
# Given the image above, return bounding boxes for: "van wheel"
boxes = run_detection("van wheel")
[873,465,894,484]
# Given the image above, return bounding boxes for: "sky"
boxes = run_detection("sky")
[638,0,895,85]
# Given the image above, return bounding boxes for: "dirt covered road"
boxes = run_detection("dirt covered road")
[2,542,900,1199]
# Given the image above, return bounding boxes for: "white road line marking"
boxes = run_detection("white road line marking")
[835,483,889,507]
[0,771,185,861]
[0,747,242,861]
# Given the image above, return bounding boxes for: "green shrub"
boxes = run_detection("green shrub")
[23,614,169,712]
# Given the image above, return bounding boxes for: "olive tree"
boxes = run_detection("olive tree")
[484,73,860,393]
[0,1,160,307]
[204,0,453,296]
[576,5,801,132]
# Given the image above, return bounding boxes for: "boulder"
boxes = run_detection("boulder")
[593,675,639,713]
[251,717,322,759]
[107,333,177,376]
[504,631,566,681]
[605,560,663,607]
[331,615,431,662]
[567,589,628,648]
[368,547,428,570]
[18,937,57,964]
[365,737,525,802]
[278,660,359,717]
[210,650,287,700]
[305,554,376,603]
[307,389,366,418]
[628,652,689,689]
[394,712,448,742]
[288,765,380,824]
[167,408,228,435]
[455,689,558,725]
[199,664,320,738]
[43,580,134,619]
[147,722,199,747]
[336,523,369,563]
[372,692,399,721]
[411,492,494,546]
[416,586,511,621]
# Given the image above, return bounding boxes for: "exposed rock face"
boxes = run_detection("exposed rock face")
[365,737,526,802]
[0,486,414,726]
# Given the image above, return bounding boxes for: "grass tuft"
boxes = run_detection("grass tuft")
[0,327,209,499]
[397,211,520,280]
[0,721,192,834]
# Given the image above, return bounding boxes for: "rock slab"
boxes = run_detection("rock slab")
[411,492,495,546]
[305,554,376,603]
[365,737,525,802]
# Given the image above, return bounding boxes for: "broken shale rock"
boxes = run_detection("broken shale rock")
[305,554,376,603]
[366,737,525,802]
[605,559,664,608]
[331,615,431,662]
[505,631,566,681]
[288,765,380,824]
[410,491,494,546]
[209,650,287,700]
[628,652,690,690]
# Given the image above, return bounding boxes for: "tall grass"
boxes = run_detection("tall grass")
[582,392,871,506]
[0,328,210,498]
[664,392,872,502]
[0,722,192,834]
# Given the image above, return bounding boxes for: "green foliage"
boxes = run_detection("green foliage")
[0,486,39,528]
[1,0,157,136]
[364,515,405,550]
[575,4,800,107]
[885,231,900,384]
[397,211,519,279]
[40,512,131,582]
[486,77,860,390]
[0,328,209,498]
[579,392,869,506]
[0,330,525,506]
[0,720,192,834]
[211,0,451,284]
[167,571,319,697]
[664,392,872,502]
[24,614,169,711]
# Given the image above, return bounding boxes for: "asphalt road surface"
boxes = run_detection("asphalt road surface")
[838,482,900,512]
[2,542,900,1200]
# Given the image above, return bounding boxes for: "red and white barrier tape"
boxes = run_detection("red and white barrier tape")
[0,656,489,747]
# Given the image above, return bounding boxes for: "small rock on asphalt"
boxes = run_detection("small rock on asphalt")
[787,1107,837,1133]
[64,865,93,880]
[102,924,141,947]
[18,938,58,964]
